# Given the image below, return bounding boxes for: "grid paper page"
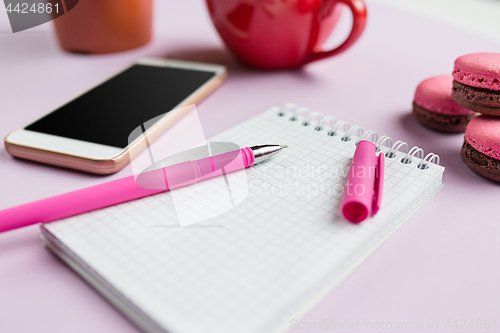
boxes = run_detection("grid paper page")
[44,106,444,333]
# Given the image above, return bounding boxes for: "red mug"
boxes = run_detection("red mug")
[206,0,367,70]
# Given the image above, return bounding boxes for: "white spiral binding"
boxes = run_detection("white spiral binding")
[303,112,323,127]
[277,105,441,168]
[388,140,408,158]
[277,103,299,117]
[328,121,350,137]
[343,125,363,142]
[376,135,393,151]
[360,130,379,145]
[290,107,311,121]
[417,153,440,170]
[316,116,336,131]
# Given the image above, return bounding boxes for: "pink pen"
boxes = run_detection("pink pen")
[0,144,287,233]
[341,140,385,223]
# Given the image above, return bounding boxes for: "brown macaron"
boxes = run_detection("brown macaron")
[452,53,500,115]
[413,75,477,133]
[461,115,500,182]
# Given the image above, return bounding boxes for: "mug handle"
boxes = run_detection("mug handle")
[305,0,367,64]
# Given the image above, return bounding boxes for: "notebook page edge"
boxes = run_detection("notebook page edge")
[39,226,171,333]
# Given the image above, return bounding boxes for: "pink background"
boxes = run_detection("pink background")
[1,1,500,332]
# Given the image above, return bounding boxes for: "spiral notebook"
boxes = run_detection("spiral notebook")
[40,105,444,333]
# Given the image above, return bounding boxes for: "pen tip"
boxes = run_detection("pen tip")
[281,145,288,149]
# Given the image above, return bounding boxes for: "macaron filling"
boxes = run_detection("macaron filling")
[452,80,500,108]
[464,115,500,160]
[413,102,476,132]
[462,141,500,169]
[461,140,500,182]
[414,75,474,116]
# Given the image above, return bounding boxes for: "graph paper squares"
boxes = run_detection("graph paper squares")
[46,106,444,333]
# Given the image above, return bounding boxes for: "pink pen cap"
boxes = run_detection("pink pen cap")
[341,140,385,223]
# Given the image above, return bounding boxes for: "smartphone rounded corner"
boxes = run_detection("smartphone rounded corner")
[4,135,16,158]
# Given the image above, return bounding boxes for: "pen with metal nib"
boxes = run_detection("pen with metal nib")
[0,144,288,233]
[137,144,287,189]
[250,144,288,163]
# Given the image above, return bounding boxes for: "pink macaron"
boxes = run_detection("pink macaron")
[461,115,500,182]
[413,75,477,132]
[452,53,500,115]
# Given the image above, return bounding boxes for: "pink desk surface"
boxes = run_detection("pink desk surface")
[1,1,500,332]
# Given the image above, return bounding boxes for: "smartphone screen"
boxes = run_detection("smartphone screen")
[25,65,216,149]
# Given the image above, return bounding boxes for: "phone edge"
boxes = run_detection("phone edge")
[4,64,228,175]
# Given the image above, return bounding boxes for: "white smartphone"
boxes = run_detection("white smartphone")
[4,58,227,174]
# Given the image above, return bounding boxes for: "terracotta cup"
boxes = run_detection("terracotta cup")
[53,0,153,54]
[206,0,367,70]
